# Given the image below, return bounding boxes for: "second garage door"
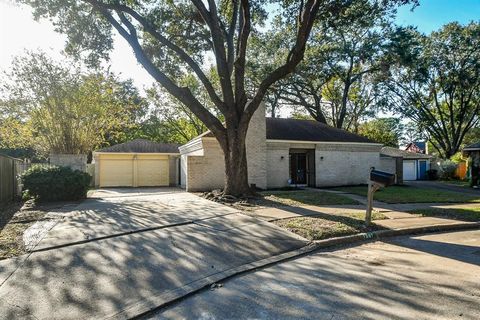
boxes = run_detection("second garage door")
[403,160,417,181]
[99,154,170,187]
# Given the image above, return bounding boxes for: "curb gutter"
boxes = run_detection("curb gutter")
[108,221,480,320]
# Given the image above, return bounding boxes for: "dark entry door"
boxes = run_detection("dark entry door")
[290,153,307,184]
[418,160,427,180]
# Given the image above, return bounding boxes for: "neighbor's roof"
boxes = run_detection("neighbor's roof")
[265,118,376,143]
[381,146,432,159]
[406,141,426,151]
[464,142,480,151]
[96,139,180,153]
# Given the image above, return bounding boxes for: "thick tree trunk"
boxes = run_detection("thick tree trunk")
[221,126,253,197]
[338,81,351,129]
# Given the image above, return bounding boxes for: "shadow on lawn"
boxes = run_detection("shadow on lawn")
[257,196,384,235]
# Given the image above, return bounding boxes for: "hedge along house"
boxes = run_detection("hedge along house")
[93,139,180,188]
[179,104,386,192]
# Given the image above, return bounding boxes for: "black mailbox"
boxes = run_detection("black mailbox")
[370,169,396,186]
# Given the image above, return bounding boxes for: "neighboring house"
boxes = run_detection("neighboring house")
[463,143,480,187]
[93,139,180,187]
[179,104,388,191]
[381,146,432,181]
[405,141,428,154]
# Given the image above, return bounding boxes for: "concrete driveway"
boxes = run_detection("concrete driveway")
[149,230,480,320]
[0,188,306,320]
[35,188,243,249]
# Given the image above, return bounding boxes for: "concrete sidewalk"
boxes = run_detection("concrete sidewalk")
[0,189,307,320]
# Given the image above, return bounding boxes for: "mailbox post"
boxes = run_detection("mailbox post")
[366,169,396,225]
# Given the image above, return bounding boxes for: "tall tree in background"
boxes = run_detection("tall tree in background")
[358,117,403,147]
[383,23,480,158]
[265,0,405,128]
[0,52,146,155]
[20,0,414,195]
[144,76,216,144]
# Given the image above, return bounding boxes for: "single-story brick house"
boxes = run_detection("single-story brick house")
[380,146,432,181]
[179,104,392,191]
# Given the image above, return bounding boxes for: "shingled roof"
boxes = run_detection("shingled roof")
[265,118,376,143]
[380,146,432,159]
[96,139,180,153]
[464,142,480,151]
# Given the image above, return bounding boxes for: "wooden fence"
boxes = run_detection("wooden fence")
[0,157,57,203]
[0,155,23,203]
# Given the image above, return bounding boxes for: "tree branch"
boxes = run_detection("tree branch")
[86,1,226,142]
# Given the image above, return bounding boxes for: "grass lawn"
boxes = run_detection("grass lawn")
[331,185,480,204]
[273,211,385,241]
[259,190,359,207]
[410,207,480,222]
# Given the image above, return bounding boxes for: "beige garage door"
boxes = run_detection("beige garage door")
[99,154,169,187]
[137,157,169,186]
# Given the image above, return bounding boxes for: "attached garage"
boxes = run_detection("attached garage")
[93,139,180,188]
[381,146,432,181]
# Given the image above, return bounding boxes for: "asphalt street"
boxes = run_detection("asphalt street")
[146,229,480,320]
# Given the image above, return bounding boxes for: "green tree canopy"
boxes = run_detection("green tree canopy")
[382,22,480,158]
[262,0,409,128]
[0,51,147,155]
[18,0,415,195]
[358,117,403,147]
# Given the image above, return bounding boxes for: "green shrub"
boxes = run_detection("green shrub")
[439,160,458,180]
[21,166,91,202]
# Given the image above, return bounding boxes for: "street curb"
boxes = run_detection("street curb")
[107,221,480,320]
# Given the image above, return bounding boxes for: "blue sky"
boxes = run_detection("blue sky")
[395,0,480,33]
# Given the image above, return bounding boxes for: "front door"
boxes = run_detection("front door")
[418,160,427,180]
[290,153,307,184]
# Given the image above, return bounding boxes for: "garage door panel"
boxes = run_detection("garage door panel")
[99,154,171,187]
[100,159,133,187]
[137,159,169,186]
[403,160,417,180]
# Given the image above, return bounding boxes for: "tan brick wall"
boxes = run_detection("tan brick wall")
[184,103,267,192]
[266,143,290,188]
[245,103,267,189]
[315,144,382,187]
[265,142,382,188]
[186,138,225,191]
[378,156,397,174]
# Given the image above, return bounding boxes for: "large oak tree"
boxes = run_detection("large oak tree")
[20,0,413,195]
